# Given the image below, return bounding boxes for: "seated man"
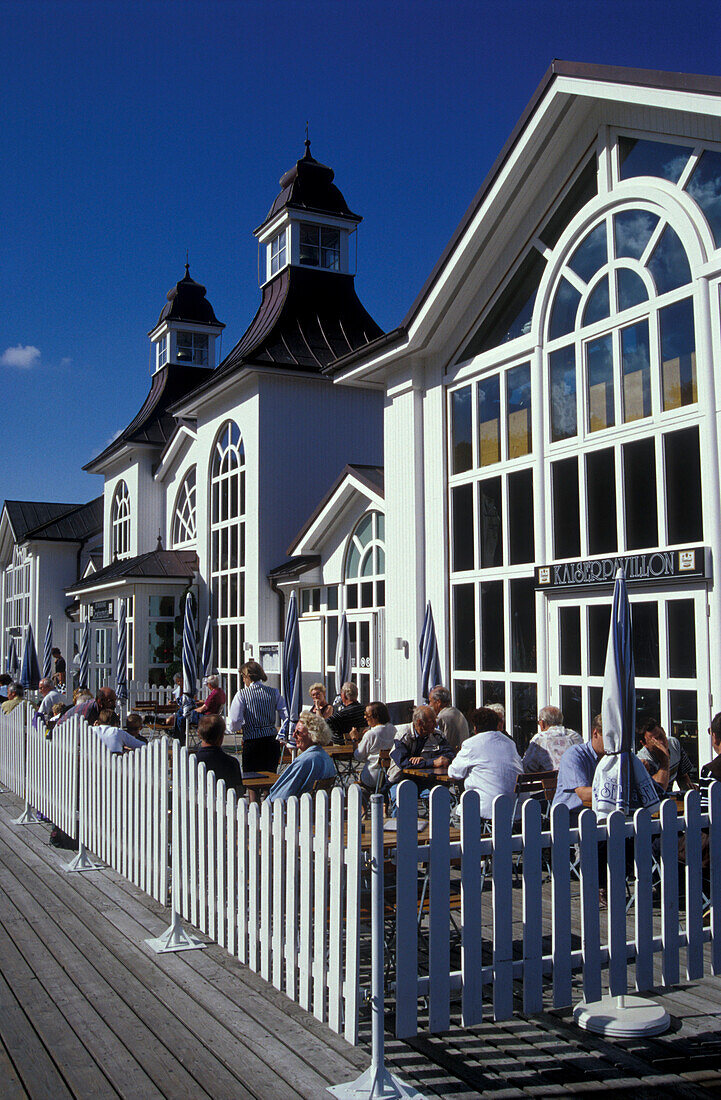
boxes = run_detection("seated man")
[428,685,469,750]
[327,682,366,745]
[522,705,582,773]
[387,704,454,797]
[38,677,63,721]
[447,706,522,819]
[637,718,694,790]
[92,709,147,754]
[192,714,244,795]
[552,714,605,822]
[125,712,148,744]
[702,712,721,781]
[59,686,116,727]
[1,682,24,714]
[267,712,336,803]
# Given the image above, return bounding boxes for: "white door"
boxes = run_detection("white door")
[347,611,384,703]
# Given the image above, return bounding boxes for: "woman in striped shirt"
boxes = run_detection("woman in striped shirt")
[228,660,288,774]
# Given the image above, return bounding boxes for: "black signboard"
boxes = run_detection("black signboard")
[535,547,708,590]
[90,599,114,621]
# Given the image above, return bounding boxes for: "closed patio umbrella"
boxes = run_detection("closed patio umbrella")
[334,612,351,701]
[201,600,214,680]
[78,621,90,690]
[281,590,301,741]
[43,616,53,680]
[419,600,442,703]
[20,623,41,692]
[6,636,20,677]
[116,601,128,703]
[181,592,197,741]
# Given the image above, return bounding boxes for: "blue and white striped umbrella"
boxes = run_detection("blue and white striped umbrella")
[20,622,41,692]
[201,597,214,680]
[116,601,128,702]
[43,616,53,680]
[6,636,20,677]
[593,568,659,817]
[334,612,351,700]
[419,600,443,703]
[78,621,90,689]
[181,592,196,719]
[281,590,301,740]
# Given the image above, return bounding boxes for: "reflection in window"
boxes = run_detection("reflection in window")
[550,345,577,441]
[455,680,476,720]
[506,363,532,458]
[552,457,580,559]
[616,267,648,311]
[451,387,472,473]
[559,605,581,675]
[582,275,610,326]
[687,149,721,247]
[452,484,474,571]
[623,437,657,549]
[460,249,545,357]
[586,448,617,554]
[540,157,597,249]
[665,426,703,545]
[621,319,651,422]
[568,222,607,282]
[508,468,534,564]
[660,297,697,410]
[631,602,659,678]
[481,681,505,707]
[478,375,501,466]
[479,478,502,568]
[588,604,611,676]
[586,333,614,431]
[510,578,536,673]
[670,689,698,772]
[618,137,690,183]
[549,277,581,340]
[512,682,537,755]
[560,685,582,737]
[635,687,661,733]
[613,209,660,259]
[481,581,504,671]
[453,584,476,670]
[648,225,692,294]
[667,601,696,679]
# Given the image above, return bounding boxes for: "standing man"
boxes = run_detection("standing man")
[51,647,66,689]
[428,685,469,750]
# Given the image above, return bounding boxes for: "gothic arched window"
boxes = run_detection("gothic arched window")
[209,421,246,699]
[111,480,131,560]
[171,467,197,547]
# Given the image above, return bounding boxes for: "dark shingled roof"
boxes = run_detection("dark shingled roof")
[153,264,224,330]
[4,497,103,544]
[259,140,361,231]
[84,363,211,471]
[68,549,198,594]
[267,554,321,581]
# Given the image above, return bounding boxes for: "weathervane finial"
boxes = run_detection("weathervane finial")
[304,121,311,156]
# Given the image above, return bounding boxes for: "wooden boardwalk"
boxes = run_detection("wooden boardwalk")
[2,785,721,1099]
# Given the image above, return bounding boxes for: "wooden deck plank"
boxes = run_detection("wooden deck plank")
[0,1034,29,1100]
[0,969,75,1100]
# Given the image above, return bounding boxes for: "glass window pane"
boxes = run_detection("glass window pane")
[559,605,581,675]
[586,333,614,432]
[582,275,610,327]
[665,426,703,544]
[506,363,532,458]
[327,616,338,662]
[508,468,534,564]
[540,157,597,249]
[455,680,476,722]
[376,547,385,574]
[621,319,651,422]
[686,149,721,247]
[589,686,603,726]
[613,209,660,259]
[660,297,697,411]
[647,225,692,294]
[361,582,373,608]
[478,478,503,568]
[478,375,501,466]
[453,584,476,670]
[480,581,504,671]
[586,448,617,554]
[670,689,698,774]
[481,680,505,707]
[361,551,374,578]
[617,267,648,311]
[326,586,338,611]
[618,137,691,183]
[375,580,385,606]
[346,584,358,609]
[552,457,581,559]
[568,222,607,283]
[549,277,581,340]
[451,386,473,473]
[510,577,536,673]
[346,540,361,579]
[632,602,659,678]
[635,687,661,736]
[623,437,658,550]
[550,345,577,442]
[459,249,545,358]
[511,682,537,756]
[452,484,475,572]
[356,513,373,546]
[560,685,582,737]
[667,600,696,679]
[588,604,611,676]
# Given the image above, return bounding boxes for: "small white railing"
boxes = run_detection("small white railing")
[0,702,27,796]
[24,710,80,838]
[129,682,175,709]
[171,743,363,1042]
[391,781,721,1038]
[79,725,170,904]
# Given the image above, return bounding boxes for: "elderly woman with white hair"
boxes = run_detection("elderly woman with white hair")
[267,711,336,803]
[194,674,226,717]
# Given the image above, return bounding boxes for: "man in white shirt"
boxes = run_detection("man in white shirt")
[448,706,522,819]
[38,677,63,719]
[522,705,582,773]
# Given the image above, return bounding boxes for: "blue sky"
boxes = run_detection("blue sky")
[2,0,719,504]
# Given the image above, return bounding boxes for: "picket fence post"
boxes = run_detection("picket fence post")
[14,704,43,826]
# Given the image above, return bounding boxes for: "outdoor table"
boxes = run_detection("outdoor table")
[402,764,463,812]
[242,771,278,802]
[324,742,358,788]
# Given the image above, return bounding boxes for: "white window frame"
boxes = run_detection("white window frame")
[111,481,131,560]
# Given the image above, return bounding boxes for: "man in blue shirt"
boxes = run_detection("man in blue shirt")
[268,711,336,802]
[552,714,605,820]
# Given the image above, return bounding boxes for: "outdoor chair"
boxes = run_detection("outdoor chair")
[311,775,337,795]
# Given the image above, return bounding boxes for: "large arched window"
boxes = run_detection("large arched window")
[209,421,245,700]
[344,510,385,610]
[111,480,131,560]
[171,467,197,547]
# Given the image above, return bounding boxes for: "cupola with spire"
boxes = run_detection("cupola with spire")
[147,263,225,374]
[255,137,362,285]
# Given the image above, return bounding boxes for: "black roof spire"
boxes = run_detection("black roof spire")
[258,142,362,230]
[152,265,224,330]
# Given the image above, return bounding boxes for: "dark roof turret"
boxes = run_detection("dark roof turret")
[152,264,224,330]
[258,140,362,230]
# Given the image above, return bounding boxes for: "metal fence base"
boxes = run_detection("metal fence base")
[65,843,102,874]
[145,910,206,954]
[328,1064,425,1099]
[574,994,670,1037]
[14,801,43,825]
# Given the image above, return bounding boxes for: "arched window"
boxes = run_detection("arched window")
[344,511,385,611]
[111,480,131,560]
[171,467,197,547]
[209,421,245,700]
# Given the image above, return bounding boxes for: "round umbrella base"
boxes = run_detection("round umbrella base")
[574,994,670,1037]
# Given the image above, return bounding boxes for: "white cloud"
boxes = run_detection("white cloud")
[60,356,72,367]
[1,344,41,369]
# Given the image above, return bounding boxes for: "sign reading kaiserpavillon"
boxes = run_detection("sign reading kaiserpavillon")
[535,548,709,590]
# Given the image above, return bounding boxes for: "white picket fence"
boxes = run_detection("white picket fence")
[24,710,80,837]
[391,781,721,1038]
[0,702,27,797]
[128,681,175,709]
[171,743,363,1042]
[78,726,170,904]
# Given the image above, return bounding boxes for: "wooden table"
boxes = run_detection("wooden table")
[324,742,358,787]
[402,766,458,786]
[242,770,278,796]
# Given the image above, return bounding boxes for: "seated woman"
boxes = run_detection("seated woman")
[267,712,336,803]
[93,709,147,754]
[195,674,226,717]
[349,701,396,791]
[308,682,333,720]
